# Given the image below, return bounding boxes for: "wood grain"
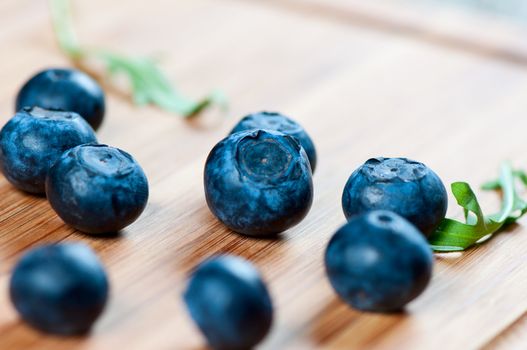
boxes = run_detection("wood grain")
[2,0,527,349]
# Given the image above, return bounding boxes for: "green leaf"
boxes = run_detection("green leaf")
[50,0,83,58]
[429,162,527,252]
[49,0,226,117]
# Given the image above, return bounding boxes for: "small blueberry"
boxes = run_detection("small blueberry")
[342,157,448,237]
[204,129,313,236]
[183,255,273,350]
[0,106,97,194]
[9,243,109,335]
[325,210,434,312]
[46,144,149,234]
[16,68,106,130]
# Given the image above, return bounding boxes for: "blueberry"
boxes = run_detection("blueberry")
[204,129,313,236]
[16,68,106,130]
[9,243,109,335]
[342,157,448,237]
[230,111,317,172]
[0,107,97,194]
[325,210,433,312]
[46,144,149,234]
[183,255,273,350]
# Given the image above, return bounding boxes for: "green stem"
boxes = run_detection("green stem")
[50,0,83,58]
[49,0,227,117]
[490,162,514,223]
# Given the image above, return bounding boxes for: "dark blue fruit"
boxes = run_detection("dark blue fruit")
[16,68,106,130]
[183,255,273,350]
[9,243,109,335]
[230,111,317,172]
[325,210,433,312]
[204,129,313,236]
[0,107,97,194]
[46,144,149,234]
[342,157,448,237]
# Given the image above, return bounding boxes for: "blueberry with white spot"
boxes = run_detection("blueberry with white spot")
[9,243,109,335]
[0,107,97,194]
[183,255,273,350]
[204,129,313,236]
[230,111,317,172]
[16,68,106,130]
[342,157,448,237]
[46,144,149,234]
[325,210,433,312]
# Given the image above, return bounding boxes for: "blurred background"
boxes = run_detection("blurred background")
[405,0,527,20]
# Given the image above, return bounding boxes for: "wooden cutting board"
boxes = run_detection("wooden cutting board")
[1,0,527,348]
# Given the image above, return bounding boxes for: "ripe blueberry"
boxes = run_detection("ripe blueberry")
[230,111,317,172]
[16,68,106,130]
[204,129,313,236]
[325,210,433,312]
[9,243,109,335]
[342,157,448,237]
[183,255,273,350]
[0,107,97,194]
[46,144,149,234]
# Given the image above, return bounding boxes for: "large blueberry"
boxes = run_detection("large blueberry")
[342,157,448,237]
[230,111,317,172]
[183,255,273,350]
[325,210,433,312]
[46,144,149,234]
[204,129,313,236]
[0,107,97,194]
[9,243,109,335]
[16,68,106,130]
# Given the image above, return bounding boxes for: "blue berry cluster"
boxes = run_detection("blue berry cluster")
[1,68,149,234]
[3,68,450,349]
[4,68,149,334]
